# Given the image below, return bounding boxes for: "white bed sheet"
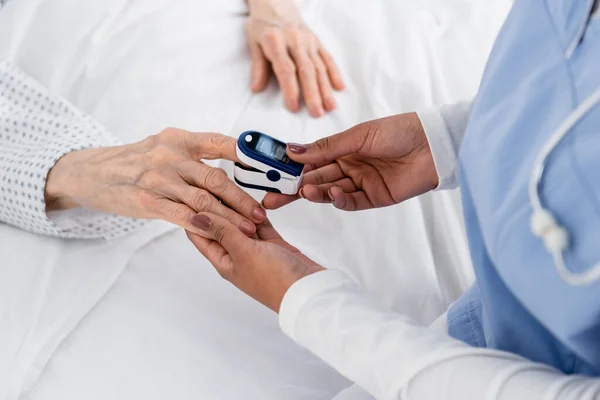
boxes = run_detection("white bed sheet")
[0,0,511,399]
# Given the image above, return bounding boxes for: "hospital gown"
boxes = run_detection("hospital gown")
[0,61,145,239]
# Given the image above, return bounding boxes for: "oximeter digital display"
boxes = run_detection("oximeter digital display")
[234,131,304,195]
[255,136,287,162]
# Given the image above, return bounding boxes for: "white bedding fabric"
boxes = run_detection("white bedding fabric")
[0,0,511,399]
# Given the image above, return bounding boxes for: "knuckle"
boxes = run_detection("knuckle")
[319,47,333,61]
[286,27,303,44]
[136,169,163,189]
[204,168,229,191]
[314,137,331,153]
[190,190,213,211]
[206,132,230,151]
[262,28,281,45]
[298,63,315,78]
[313,171,324,185]
[237,191,254,208]
[213,225,228,244]
[136,190,158,211]
[141,134,158,149]
[169,204,190,223]
[277,61,296,76]
[148,144,177,165]
[157,127,180,141]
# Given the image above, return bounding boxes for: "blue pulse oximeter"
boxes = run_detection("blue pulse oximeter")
[234,130,304,195]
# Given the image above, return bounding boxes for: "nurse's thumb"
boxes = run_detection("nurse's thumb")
[286,127,365,165]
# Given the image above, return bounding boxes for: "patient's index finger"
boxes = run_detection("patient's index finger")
[187,132,239,162]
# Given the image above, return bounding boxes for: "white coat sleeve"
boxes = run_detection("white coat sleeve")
[0,61,146,239]
[279,270,600,400]
[416,101,472,190]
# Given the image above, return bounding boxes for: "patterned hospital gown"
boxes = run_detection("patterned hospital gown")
[0,15,146,240]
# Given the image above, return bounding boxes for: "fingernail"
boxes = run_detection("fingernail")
[241,220,256,235]
[317,108,325,116]
[328,189,335,202]
[288,143,308,154]
[299,188,306,199]
[191,214,212,231]
[252,206,267,221]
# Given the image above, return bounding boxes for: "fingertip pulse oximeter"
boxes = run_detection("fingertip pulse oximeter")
[234,130,304,195]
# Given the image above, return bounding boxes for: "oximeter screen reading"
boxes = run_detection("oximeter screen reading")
[239,130,304,177]
[256,136,290,163]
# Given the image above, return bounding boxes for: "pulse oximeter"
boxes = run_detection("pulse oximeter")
[234,130,304,195]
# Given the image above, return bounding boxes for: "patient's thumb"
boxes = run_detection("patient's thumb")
[287,131,360,164]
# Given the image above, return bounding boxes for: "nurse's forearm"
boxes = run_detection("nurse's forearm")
[280,270,600,400]
[417,100,473,190]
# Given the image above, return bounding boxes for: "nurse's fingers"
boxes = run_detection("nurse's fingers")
[286,127,365,165]
[261,32,300,112]
[261,177,356,209]
[259,162,322,210]
[186,230,234,276]
[328,185,372,211]
[250,42,270,93]
[301,178,357,203]
[301,163,345,186]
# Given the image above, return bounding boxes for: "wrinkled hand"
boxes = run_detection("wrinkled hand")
[186,214,324,312]
[263,112,439,211]
[247,0,345,117]
[45,128,267,235]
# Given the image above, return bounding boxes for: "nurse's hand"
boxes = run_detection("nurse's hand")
[45,128,267,236]
[186,214,324,312]
[246,0,345,118]
[262,112,438,211]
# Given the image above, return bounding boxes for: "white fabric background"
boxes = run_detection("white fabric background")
[0,0,511,399]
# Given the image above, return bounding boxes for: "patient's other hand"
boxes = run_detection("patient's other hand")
[262,113,439,211]
[247,0,345,118]
[45,129,267,236]
[186,216,324,313]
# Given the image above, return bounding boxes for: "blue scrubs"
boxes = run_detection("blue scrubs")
[448,0,600,375]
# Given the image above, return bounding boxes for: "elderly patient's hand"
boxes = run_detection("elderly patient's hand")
[44,128,267,236]
[186,215,324,313]
[246,0,345,118]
